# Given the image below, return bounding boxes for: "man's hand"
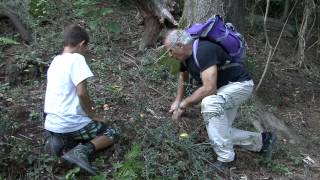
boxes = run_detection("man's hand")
[172,108,185,120]
[169,100,180,113]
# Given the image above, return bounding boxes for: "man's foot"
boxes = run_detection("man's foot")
[260,132,277,161]
[44,134,64,156]
[209,160,234,174]
[62,144,96,175]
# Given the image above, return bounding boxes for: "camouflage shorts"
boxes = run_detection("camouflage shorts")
[47,121,119,147]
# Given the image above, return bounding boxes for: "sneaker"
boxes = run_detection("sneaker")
[62,144,96,175]
[209,160,234,173]
[260,132,277,161]
[44,134,64,156]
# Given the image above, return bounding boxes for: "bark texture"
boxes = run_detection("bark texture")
[297,0,315,66]
[179,0,225,27]
[135,0,178,51]
[225,0,245,32]
[0,5,32,43]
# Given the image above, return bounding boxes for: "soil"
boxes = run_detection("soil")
[1,1,320,179]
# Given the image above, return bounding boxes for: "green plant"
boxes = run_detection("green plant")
[74,0,115,30]
[139,121,212,179]
[65,167,80,180]
[235,101,258,132]
[29,0,49,19]
[268,162,290,175]
[113,144,144,180]
[90,173,107,180]
[245,54,257,74]
[26,154,58,179]
[105,84,127,103]
[0,37,20,45]
[158,49,180,75]
[29,110,41,121]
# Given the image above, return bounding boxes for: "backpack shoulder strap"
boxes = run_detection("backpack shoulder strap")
[192,39,200,69]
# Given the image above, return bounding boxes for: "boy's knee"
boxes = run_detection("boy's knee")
[44,134,64,156]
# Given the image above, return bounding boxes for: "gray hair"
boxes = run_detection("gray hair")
[166,30,193,47]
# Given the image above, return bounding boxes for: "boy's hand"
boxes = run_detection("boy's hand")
[92,115,105,123]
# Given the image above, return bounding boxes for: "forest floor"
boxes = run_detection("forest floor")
[1,1,320,179]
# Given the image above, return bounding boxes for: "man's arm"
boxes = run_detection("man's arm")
[179,65,218,109]
[169,71,188,113]
[76,80,96,120]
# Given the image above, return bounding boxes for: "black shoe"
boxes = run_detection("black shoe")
[260,132,277,161]
[209,160,234,173]
[44,134,64,156]
[62,144,96,175]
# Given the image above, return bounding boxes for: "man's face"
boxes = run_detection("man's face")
[165,42,189,62]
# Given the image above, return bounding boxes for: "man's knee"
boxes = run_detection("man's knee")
[201,95,226,119]
[201,95,225,109]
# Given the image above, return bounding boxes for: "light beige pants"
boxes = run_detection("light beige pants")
[201,80,262,162]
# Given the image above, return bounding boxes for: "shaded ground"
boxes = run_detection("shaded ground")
[1,1,320,179]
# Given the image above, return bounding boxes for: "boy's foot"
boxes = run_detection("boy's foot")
[62,144,96,175]
[260,132,277,161]
[44,135,64,156]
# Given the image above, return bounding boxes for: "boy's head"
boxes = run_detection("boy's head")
[63,25,89,48]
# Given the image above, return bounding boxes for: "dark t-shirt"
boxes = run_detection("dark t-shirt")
[180,40,251,88]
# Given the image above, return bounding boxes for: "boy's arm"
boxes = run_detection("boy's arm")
[76,80,101,122]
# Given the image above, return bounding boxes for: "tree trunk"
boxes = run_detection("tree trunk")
[297,0,315,66]
[224,0,246,32]
[179,0,225,27]
[135,0,178,51]
[0,5,32,43]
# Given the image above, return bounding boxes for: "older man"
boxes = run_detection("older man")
[164,30,277,172]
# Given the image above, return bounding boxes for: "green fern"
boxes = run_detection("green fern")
[113,144,143,180]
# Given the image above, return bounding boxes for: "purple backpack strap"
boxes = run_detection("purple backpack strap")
[192,39,200,69]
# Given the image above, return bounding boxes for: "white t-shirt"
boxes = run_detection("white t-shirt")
[44,53,93,133]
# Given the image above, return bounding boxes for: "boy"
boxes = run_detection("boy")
[44,24,118,175]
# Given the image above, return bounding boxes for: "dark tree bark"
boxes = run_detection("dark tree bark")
[0,5,32,43]
[134,0,178,51]
[225,0,246,32]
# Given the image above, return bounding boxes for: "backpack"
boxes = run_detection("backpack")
[186,15,247,69]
